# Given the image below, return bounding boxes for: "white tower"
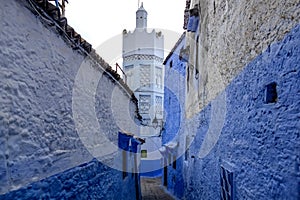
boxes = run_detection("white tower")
[122,3,164,175]
[136,2,147,29]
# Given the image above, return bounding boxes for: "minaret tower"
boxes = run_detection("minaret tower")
[122,3,164,176]
[136,2,147,29]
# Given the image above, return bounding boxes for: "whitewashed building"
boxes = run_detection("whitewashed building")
[122,3,164,176]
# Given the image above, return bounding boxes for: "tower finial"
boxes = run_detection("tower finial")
[136,2,147,29]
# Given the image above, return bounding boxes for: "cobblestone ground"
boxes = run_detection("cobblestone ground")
[141,177,175,200]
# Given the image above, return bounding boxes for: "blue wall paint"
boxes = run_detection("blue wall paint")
[163,34,186,199]
[163,34,186,147]
[0,158,138,200]
[140,166,162,177]
[164,24,300,199]
[162,87,182,145]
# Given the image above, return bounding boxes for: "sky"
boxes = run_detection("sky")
[64,0,186,64]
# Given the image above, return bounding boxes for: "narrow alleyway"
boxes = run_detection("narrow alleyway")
[141,178,175,200]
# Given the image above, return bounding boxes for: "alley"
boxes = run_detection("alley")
[141,178,175,200]
[1,0,299,199]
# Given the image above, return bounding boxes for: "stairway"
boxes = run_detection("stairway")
[141,178,175,200]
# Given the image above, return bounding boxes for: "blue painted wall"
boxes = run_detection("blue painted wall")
[140,164,162,177]
[0,158,138,200]
[163,33,186,199]
[164,24,300,199]
[163,33,186,145]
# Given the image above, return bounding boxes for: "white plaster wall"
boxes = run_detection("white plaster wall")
[0,0,139,194]
[123,29,164,58]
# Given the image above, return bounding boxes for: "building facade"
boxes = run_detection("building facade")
[162,33,186,199]
[122,3,165,176]
[0,0,141,199]
[163,0,300,199]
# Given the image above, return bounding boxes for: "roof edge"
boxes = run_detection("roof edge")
[163,32,186,65]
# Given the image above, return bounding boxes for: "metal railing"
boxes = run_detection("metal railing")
[115,63,127,84]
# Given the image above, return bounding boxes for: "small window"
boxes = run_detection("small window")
[213,1,216,14]
[220,166,234,200]
[168,153,172,166]
[172,155,176,169]
[184,150,188,161]
[185,136,189,161]
[141,150,147,158]
[170,60,173,68]
[125,64,133,69]
[265,82,278,103]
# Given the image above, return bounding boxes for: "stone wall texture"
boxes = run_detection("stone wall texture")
[0,0,140,199]
[163,1,300,199]
[185,23,300,199]
[190,0,300,114]
[0,159,138,200]
[164,22,300,200]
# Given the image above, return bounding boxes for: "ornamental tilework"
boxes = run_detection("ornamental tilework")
[124,54,163,63]
[139,95,151,114]
[155,67,162,88]
[155,96,163,115]
[140,65,151,87]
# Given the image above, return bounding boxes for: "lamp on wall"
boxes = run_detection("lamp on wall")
[152,114,159,129]
[152,112,165,130]
[141,112,165,136]
[152,113,165,137]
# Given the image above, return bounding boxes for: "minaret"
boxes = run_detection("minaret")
[136,3,147,29]
[122,3,164,176]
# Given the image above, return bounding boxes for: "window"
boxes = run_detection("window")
[155,67,162,88]
[142,118,151,126]
[185,136,189,161]
[220,166,234,200]
[155,96,163,115]
[141,150,147,158]
[124,64,133,69]
[172,155,177,169]
[140,65,150,87]
[139,95,151,114]
[265,82,277,103]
